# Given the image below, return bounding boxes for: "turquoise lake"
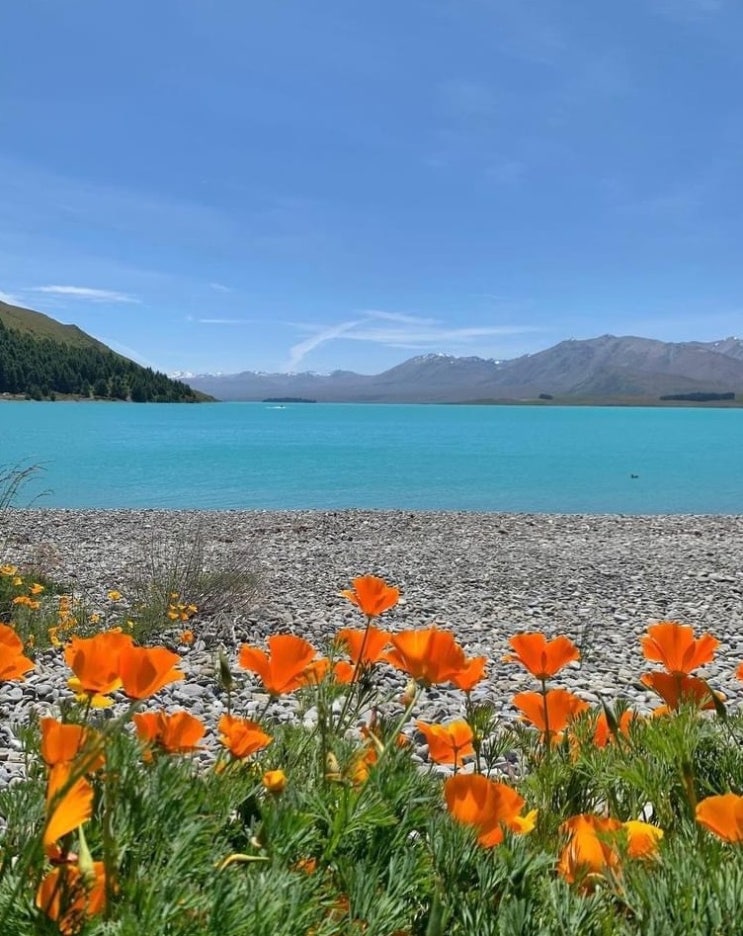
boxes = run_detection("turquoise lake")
[1,401,741,513]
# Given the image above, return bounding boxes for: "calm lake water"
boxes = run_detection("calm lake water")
[1,401,741,513]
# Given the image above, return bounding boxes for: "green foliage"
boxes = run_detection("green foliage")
[0,462,44,520]
[0,315,204,402]
[0,463,44,575]
[4,700,743,935]
[125,523,260,644]
[611,832,743,935]
[2,499,743,934]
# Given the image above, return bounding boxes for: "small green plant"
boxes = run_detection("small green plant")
[125,522,260,644]
[0,462,42,514]
[0,462,46,556]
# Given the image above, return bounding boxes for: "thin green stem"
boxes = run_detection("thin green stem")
[465,693,483,775]
[255,695,273,723]
[335,614,373,731]
[365,683,421,776]
[540,677,551,762]
[102,766,116,919]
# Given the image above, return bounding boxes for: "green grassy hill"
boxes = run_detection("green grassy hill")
[0,300,113,351]
[0,299,211,402]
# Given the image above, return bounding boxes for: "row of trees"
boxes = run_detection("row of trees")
[0,319,203,402]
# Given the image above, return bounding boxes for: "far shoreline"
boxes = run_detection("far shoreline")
[2,394,743,407]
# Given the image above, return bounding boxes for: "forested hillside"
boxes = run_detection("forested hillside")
[0,314,203,402]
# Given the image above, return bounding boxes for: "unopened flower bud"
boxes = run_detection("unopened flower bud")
[400,680,417,706]
[76,825,95,887]
[218,651,234,693]
[262,769,287,793]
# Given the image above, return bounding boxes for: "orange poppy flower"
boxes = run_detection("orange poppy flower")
[640,621,718,675]
[449,655,487,692]
[333,627,390,683]
[337,626,391,664]
[444,773,537,847]
[118,645,183,699]
[300,657,330,686]
[385,628,467,685]
[218,714,272,759]
[506,633,580,680]
[63,631,134,698]
[36,861,106,935]
[43,764,94,848]
[133,710,205,756]
[416,720,474,767]
[593,710,636,748]
[239,635,318,694]
[557,814,622,885]
[623,820,664,859]
[333,660,357,684]
[736,661,743,681]
[40,719,104,772]
[640,672,720,711]
[513,689,590,740]
[696,793,743,842]
[0,647,33,681]
[0,622,34,680]
[262,769,287,793]
[339,575,399,618]
[0,623,24,652]
[558,814,663,885]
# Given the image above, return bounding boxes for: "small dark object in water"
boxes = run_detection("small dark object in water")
[630,473,639,479]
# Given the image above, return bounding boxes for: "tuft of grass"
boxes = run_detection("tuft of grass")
[125,522,261,645]
[0,463,46,557]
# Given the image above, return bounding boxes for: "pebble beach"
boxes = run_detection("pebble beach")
[2,509,743,784]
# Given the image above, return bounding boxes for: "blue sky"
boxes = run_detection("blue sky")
[2,0,743,376]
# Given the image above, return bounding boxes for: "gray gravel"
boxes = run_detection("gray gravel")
[2,509,743,782]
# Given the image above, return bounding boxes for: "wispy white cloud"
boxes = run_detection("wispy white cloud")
[357,309,439,326]
[344,323,542,344]
[0,290,22,305]
[198,318,252,325]
[285,318,366,370]
[32,285,140,303]
[98,338,159,369]
[650,0,725,21]
[285,310,544,369]
[471,292,513,302]
[209,282,231,292]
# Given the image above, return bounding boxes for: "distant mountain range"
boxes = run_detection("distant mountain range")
[183,335,743,404]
